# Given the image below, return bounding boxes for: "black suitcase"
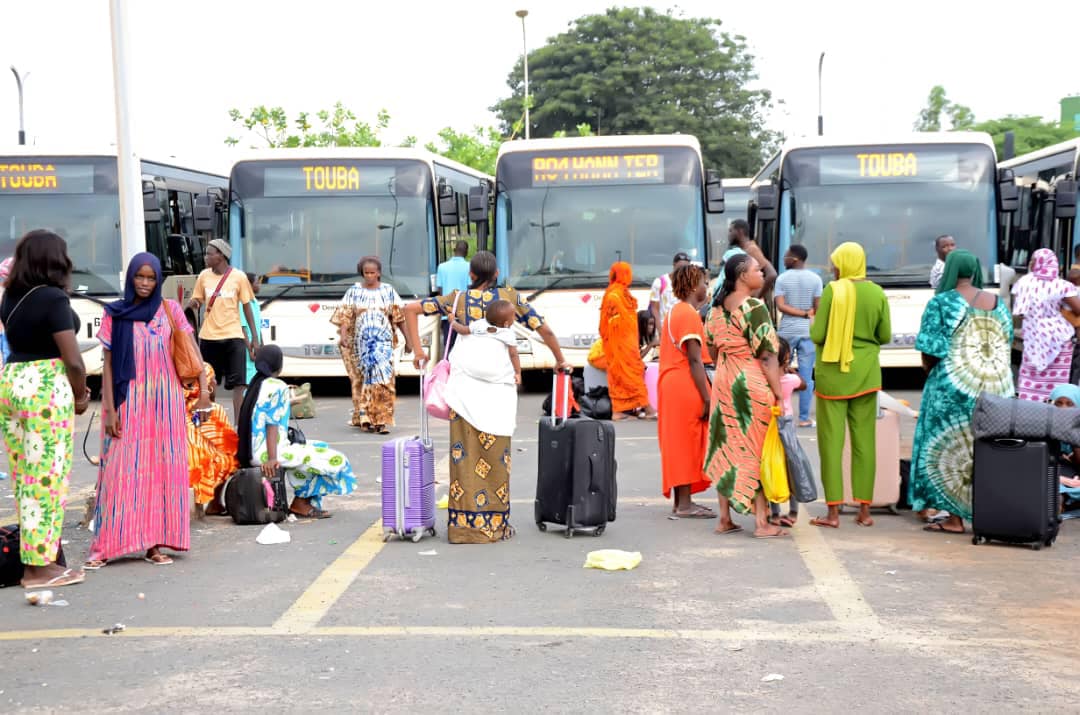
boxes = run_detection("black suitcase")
[535,375,617,537]
[223,466,289,524]
[0,524,67,587]
[972,438,1060,550]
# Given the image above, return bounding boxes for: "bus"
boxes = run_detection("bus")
[706,177,752,275]
[999,138,1079,272]
[745,133,1017,368]
[0,148,229,373]
[226,148,492,377]
[493,135,724,369]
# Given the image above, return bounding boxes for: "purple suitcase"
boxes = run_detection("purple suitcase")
[381,375,436,542]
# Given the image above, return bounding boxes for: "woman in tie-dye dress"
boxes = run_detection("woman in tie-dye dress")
[1011,249,1080,402]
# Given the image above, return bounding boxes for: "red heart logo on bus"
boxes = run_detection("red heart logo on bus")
[308,303,320,313]
[580,294,592,304]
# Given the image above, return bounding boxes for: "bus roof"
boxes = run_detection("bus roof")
[496,134,702,160]
[226,147,490,180]
[0,145,228,180]
[999,137,1080,173]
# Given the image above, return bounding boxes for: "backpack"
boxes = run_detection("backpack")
[223,467,289,524]
[1,524,67,587]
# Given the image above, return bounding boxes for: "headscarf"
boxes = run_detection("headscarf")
[936,249,984,294]
[236,344,284,466]
[1050,383,1080,405]
[821,242,866,374]
[600,262,637,342]
[1030,248,1059,281]
[105,253,163,408]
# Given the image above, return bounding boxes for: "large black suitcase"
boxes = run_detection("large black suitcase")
[535,375,617,537]
[972,438,1060,550]
[224,466,289,524]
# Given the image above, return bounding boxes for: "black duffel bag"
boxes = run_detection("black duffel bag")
[578,386,613,420]
[972,392,1080,444]
[1,524,67,588]
[223,467,289,524]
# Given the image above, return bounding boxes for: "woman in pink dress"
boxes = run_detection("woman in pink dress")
[86,253,208,568]
[1012,249,1080,402]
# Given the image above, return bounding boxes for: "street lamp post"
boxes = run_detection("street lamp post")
[10,66,28,145]
[516,9,530,140]
[817,52,825,137]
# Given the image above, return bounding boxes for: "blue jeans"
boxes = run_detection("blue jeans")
[790,336,815,422]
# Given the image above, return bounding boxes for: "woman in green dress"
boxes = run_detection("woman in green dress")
[910,250,1014,534]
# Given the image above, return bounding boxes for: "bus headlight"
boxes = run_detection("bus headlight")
[884,333,918,348]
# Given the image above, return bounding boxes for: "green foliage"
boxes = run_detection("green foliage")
[224,102,388,148]
[915,85,1080,155]
[423,126,504,175]
[491,7,778,176]
[971,115,1080,157]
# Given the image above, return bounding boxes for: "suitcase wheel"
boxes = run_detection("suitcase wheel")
[971,535,981,546]
[411,531,423,543]
[1031,542,1042,551]
[564,526,573,539]
[383,532,393,543]
[592,525,605,537]
[1045,536,1055,548]
[536,522,547,532]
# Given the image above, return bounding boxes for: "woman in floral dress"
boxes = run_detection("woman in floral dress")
[911,250,1014,534]
[237,345,356,519]
[331,256,411,433]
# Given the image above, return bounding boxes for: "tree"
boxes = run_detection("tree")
[224,102,390,148]
[423,126,503,175]
[491,7,778,176]
[914,85,974,132]
[971,115,1080,157]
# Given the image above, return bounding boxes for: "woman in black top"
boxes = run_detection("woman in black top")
[0,230,89,588]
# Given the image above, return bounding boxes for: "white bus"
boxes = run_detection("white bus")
[999,138,1079,271]
[706,177,752,275]
[747,133,1017,368]
[226,148,492,377]
[493,135,724,369]
[0,148,228,374]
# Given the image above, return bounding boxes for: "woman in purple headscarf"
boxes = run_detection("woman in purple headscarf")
[85,253,208,569]
[1012,248,1080,402]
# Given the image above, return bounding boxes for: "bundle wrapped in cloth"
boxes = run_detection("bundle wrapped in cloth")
[972,392,1080,444]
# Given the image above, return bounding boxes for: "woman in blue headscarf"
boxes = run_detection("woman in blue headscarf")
[86,253,209,569]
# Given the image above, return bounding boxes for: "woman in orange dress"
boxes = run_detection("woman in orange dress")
[184,364,239,514]
[658,265,714,517]
[704,254,787,539]
[600,262,655,420]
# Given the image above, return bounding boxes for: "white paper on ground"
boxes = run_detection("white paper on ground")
[256,523,291,545]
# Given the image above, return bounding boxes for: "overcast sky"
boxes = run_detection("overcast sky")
[2,0,1077,175]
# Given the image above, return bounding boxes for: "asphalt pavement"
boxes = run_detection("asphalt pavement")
[0,374,1078,713]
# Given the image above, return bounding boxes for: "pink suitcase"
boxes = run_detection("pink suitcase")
[841,407,901,512]
[381,375,437,542]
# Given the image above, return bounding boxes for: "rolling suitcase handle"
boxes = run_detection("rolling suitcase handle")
[550,367,572,427]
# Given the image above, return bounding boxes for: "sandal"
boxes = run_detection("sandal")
[23,568,86,588]
[291,507,332,520]
[144,553,173,565]
[674,505,716,519]
[714,523,744,535]
[769,515,796,528]
[923,522,964,534]
[83,559,108,570]
[810,517,839,529]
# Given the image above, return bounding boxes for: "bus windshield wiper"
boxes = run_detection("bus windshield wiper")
[526,271,607,302]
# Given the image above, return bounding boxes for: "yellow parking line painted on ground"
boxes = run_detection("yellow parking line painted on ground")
[790,522,882,633]
[272,454,449,634]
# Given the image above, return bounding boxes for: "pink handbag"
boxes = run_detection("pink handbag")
[424,293,461,420]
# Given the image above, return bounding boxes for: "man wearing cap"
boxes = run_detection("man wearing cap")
[650,251,691,329]
[186,239,260,418]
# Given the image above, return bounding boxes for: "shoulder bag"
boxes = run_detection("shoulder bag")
[424,292,463,420]
[163,300,203,380]
[205,267,233,313]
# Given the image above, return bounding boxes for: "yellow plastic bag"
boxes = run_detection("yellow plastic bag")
[583,549,642,571]
[760,406,790,504]
[587,339,608,370]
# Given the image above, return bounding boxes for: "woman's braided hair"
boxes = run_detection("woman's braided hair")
[671,263,703,301]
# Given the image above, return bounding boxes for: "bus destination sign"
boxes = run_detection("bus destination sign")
[0,163,95,194]
[531,153,665,186]
[817,151,961,184]
[263,164,405,197]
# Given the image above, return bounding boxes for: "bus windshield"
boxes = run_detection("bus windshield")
[0,157,122,295]
[780,144,997,286]
[231,159,434,299]
[495,146,704,291]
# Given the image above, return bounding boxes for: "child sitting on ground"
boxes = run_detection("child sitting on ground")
[1049,384,1080,516]
[451,299,522,385]
[769,337,806,528]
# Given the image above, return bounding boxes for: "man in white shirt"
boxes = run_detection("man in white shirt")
[649,251,691,328]
[929,235,955,290]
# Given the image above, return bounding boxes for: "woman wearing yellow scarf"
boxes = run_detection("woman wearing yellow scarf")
[809,242,891,528]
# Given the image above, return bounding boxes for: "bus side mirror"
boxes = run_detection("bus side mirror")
[754,184,778,222]
[437,181,459,227]
[997,168,1019,213]
[142,179,160,219]
[193,194,215,232]
[467,183,489,223]
[1054,180,1077,219]
[705,170,725,214]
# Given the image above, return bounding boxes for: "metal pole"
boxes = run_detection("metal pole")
[109,0,144,271]
[517,9,530,140]
[817,52,825,137]
[10,67,27,145]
